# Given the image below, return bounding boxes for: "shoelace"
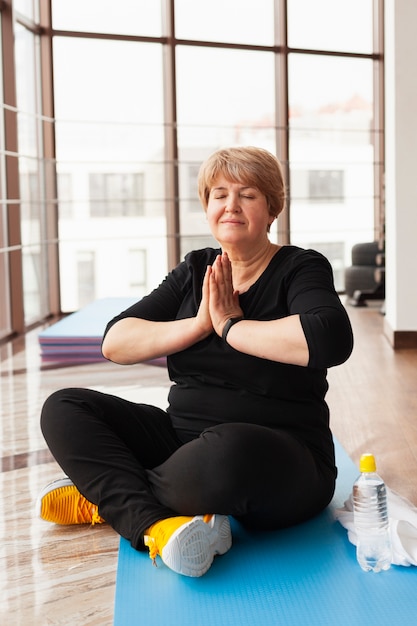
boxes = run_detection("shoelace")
[76,495,103,525]
[145,537,158,565]
[91,508,103,526]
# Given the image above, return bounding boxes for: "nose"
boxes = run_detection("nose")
[225,193,241,212]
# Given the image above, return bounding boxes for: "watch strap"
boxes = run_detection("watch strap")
[221,316,244,343]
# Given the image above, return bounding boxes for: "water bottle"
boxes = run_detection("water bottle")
[352,453,392,572]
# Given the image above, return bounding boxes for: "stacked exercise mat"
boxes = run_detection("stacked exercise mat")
[38,298,137,364]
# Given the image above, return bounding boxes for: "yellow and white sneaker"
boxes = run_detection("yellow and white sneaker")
[144,514,232,577]
[37,477,105,525]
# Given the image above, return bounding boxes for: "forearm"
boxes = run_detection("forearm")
[224,315,309,367]
[102,316,211,365]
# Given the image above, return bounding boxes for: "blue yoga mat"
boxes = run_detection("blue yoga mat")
[113,439,417,626]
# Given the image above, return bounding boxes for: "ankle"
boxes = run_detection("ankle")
[144,515,193,537]
[144,514,232,577]
[144,516,194,565]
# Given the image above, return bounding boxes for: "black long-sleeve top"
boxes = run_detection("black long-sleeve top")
[103,246,353,470]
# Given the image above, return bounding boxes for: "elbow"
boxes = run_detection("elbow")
[310,331,353,369]
[101,319,132,364]
[302,311,354,369]
[101,341,131,365]
[101,327,125,363]
[341,332,354,364]
[336,332,354,366]
[330,322,354,366]
[101,335,115,361]
[101,319,119,361]
[101,326,142,366]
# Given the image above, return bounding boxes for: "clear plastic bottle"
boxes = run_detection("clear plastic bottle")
[352,453,392,572]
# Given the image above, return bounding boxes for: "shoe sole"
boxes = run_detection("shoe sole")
[161,515,232,577]
[36,477,74,520]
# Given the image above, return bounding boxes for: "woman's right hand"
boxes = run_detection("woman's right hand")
[195,265,215,337]
[103,266,215,365]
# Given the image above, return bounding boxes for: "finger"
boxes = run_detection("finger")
[202,265,211,295]
[221,253,233,285]
[212,254,225,284]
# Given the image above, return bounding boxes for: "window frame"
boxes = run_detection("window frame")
[0,0,385,339]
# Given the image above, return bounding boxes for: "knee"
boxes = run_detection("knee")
[40,387,83,435]
[40,389,65,432]
[201,423,262,480]
[203,422,267,460]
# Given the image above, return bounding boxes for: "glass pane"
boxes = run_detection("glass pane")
[57,156,167,311]
[288,0,373,54]
[53,38,164,124]
[0,202,5,249]
[51,0,162,37]
[17,112,38,157]
[288,54,375,290]
[19,156,42,231]
[176,46,276,146]
[176,46,277,256]
[53,38,167,311]
[14,25,38,115]
[0,89,5,250]
[13,0,37,20]
[175,0,275,46]
[0,11,10,337]
[0,250,11,339]
[59,234,167,312]
[55,120,164,163]
[14,25,47,323]
[22,246,44,322]
[77,250,96,308]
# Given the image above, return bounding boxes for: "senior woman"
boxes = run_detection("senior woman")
[38,146,353,578]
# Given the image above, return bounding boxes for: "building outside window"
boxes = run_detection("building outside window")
[77,250,95,308]
[89,172,145,218]
[308,170,345,204]
[0,0,384,331]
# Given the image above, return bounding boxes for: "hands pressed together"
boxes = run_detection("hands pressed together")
[103,249,309,367]
[197,252,244,339]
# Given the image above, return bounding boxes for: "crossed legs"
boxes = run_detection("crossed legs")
[41,388,336,551]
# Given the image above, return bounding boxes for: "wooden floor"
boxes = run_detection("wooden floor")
[1,298,416,625]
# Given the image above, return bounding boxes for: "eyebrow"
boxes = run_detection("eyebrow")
[211,185,257,192]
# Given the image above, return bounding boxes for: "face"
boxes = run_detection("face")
[206,176,274,247]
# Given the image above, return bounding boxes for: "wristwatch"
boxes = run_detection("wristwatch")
[222,316,244,343]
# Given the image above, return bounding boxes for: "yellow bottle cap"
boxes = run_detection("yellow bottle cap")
[359,453,377,473]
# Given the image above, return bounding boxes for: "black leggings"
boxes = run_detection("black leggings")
[40,388,335,551]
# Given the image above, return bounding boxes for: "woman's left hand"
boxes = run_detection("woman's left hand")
[208,252,243,337]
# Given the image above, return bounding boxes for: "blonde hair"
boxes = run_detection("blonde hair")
[197,146,286,223]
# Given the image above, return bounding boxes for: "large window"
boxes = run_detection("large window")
[0,10,10,339]
[0,0,384,333]
[14,23,49,324]
[288,54,377,281]
[52,35,166,311]
[0,1,57,337]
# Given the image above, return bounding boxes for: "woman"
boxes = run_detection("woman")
[38,146,353,578]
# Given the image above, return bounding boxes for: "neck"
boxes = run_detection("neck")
[223,241,280,293]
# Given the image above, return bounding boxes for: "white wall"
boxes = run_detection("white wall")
[384,0,417,335]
